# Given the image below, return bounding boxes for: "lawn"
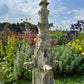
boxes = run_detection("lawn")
[11,76,84,84]
[54,74,84,84]
[8,75,84,84]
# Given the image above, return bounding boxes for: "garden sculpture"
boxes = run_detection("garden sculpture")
[24,0,58,84]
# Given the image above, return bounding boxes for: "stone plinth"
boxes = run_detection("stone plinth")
[32,68,54,84]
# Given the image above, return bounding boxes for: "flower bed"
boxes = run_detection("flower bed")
[0,32,36,82]
[0,30,84,83]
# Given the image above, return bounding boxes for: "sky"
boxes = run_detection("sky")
[0,0,84,30]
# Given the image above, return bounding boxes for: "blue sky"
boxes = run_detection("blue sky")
[0,0,84,30]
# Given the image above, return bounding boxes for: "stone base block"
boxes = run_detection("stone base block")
[32,68,54,84]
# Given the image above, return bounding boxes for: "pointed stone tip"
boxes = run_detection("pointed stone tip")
[39,1,49,6]
[41,0,47,2]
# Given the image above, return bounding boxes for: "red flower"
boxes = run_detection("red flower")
[29,43,33,46]
[15,35,17,38]
[5,33,7,36]
[32,39,34,42]
[51,42,54,46]
[51,40,59,46]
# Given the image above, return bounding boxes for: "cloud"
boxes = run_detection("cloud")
[0,0,65,25]
[61,20,71,25]
[47,0,67,27]
[49,6,67,28]
[61,19,77,30]
[67,11,72,14]
[0,0,70,30]
[67,9,84,20]
[61,9,84,30]
[0,0,84,31]
[0,0,40,23]
[73,9,84,20]
[0,2,9,15]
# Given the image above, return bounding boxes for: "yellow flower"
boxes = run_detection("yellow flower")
[70,47,72,49]
[81,52,84,55]
[72,42,75,46]
[76,39,79,42]
[79,47,82,50]
[75,45,78,50]
[67,42,71,46]
[78,45,81,48]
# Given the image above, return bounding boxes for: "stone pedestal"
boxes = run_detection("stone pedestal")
[32,68,54,84]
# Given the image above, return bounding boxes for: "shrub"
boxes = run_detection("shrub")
[0,32,36,83]
[10,44,32,81]
[67,39,84,58]
[52,45,84,74]
[49,30,67,45]
[66,30,79,42]
[78,33,84,41]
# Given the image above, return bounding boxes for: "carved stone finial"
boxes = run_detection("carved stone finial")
[39,0,49,6]
[41,0,47,2]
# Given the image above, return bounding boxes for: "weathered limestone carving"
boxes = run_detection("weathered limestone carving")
[24,0,58,84]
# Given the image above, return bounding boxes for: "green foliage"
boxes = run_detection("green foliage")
[52,45,84,74]
[0,22,38,34]
[49,30,67,45]
[67,39,84,57]
[54,74,84,84]
[0,35,33,83]
[78,32,84,41]
[1,79,32,84]
[12,79,32,84]
[10,44,32,81]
